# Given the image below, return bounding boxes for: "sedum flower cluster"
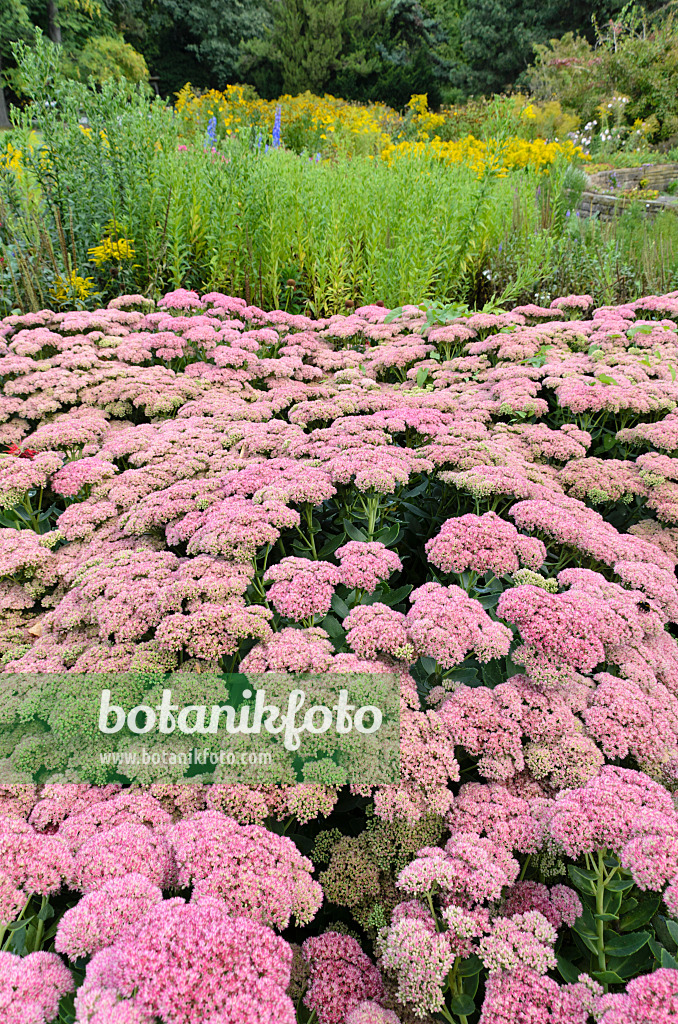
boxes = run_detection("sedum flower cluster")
[2,289,678,1021]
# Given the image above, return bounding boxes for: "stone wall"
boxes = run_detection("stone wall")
[586,163,678,191]
[575,162,678,221]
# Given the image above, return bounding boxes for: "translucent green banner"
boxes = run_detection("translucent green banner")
[0,672,400,785]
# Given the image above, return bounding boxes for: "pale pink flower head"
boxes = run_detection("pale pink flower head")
[426,511,546,577]
[55,873,163,959]
[446,782,544,854]
[0,819,73,896]
[158,288,203,311]
[479,910,557,974]
[0,875,26,927]
[345,1002,400,1024]
[344,603,412,660]
[76,900,294,1024]
[58,790,171,851]
[0,950,74,1024]
[441,903,492,958]
[620,832,678,892]
[397,833,520,905]
[239,627,335,672]
[71,823,176,893]
[50,457,117,497]
[168,811,322,928]
[479,966,600,1024]
[378,914,454,1016]
[335,541,402,593]
[407,583,512,668]
[596,968,678,1024]
[545,766,677,859]
[550,294,593,310]
[264,556,340,621]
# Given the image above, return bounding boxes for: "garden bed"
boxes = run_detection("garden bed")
[1,289,678,1020]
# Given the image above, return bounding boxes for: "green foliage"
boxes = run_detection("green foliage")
[563,851,671,990]
[64,33,149,83]
[152,0,268,89]
[0,0,149,112]
[527,31,606,126]
[527,7,678,145]
[3,38,678,319]
[242,0,386,97]
[452,0,666,98]
[241,0,455,108]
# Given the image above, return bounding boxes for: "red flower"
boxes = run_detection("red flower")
[3,444,36,460]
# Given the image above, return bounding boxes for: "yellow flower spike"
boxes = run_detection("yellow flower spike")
[87,236,136,267]
[50,271,96,303]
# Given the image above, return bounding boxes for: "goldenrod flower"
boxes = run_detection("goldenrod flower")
[88,237,136,267]
[50,271,96,302]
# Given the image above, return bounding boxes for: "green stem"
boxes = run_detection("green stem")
[519,854,531,881]
[366,495,379,540]
[33,895,47,951]
[304,506,318,559]
[595,848,607,984]
[425,891,439,931]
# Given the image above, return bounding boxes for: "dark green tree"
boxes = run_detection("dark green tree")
[241,0,453,106]
[453,0,668,96]
[155,0,267,88]
[0,0,34,126]
[242,0,386,97]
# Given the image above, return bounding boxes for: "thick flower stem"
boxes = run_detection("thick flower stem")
[443,957,470,1024]
[595,847,607,984]
[33,895,48,951]
[304,506,318,559]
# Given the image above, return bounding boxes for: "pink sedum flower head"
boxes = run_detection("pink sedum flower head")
[379,914,455,1016]
[335,541,402,593]
[158,288,203,311]
[501,881,582,930]
[597,968,678,1023]
[545,766,677,859]
[168,811,322,928]
[397,832,520,905]
[479,910,558,974]
[71,822,175,893]
[75,899,294,1024]
[58,790,172,851]
[407,583,512,668]
[345,1002,400,1024]
[479,966,600,1023]
[264,556,340,621]
[447,782,544,854]
[0,819,73,895]
[55,873,163,959]
[344,603,412,660]
[0,950,74,1024]
[239,626,335,672]
[620,832,678,892]
[302,931,384,1024]
[426,511,546,577]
